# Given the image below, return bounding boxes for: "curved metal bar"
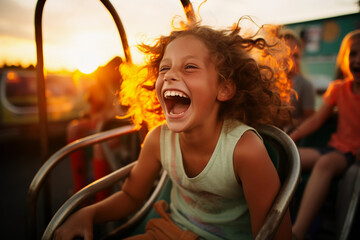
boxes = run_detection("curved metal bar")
[35,0,49,155]
[180,0,197,23]
[41,165,168,240]
[100,0,132,63]
[107,171,168,237]
[339,162,360,240]
[27,124,137,239]
[42,161,137,240]
[31,0,133,238]
[31,2,49,239]
[40,124,300,240]
[255,125,301,240]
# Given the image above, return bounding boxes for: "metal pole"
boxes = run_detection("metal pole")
[101,0,132,64]
[27,0,51,239]
[180,0,197,23]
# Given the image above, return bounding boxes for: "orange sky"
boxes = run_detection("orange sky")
[0,0,358,73]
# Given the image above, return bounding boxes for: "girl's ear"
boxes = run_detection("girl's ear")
[217,79,236,101]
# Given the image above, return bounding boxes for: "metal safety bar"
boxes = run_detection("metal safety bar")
[39,124,300,240]
[255,125,301,240]
[339,162,360,240]
[42,164,168,240]
[100,0,133,64]
[33,1,133,239]
[180,0,196,23]
[26,124,137,240]
[31,0,197,239]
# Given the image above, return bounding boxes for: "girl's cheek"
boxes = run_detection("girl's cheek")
[155,78,163,99]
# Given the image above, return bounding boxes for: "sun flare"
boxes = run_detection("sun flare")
[77,59,98,74]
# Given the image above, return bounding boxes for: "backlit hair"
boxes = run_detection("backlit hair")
[279,28,303,50]
[120,19,293,130]
[335,29,360,80]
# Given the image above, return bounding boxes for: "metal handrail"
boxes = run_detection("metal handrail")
[26,124,137,239]
[42,164,168,240]
[339,162,360,240]
[42,161,136,240]
[180,0,196,23]
[32,0,133,238]
[101,0,132,63]
[31,1,197,239]
[255,124,301,240]
[107,171,169,236]
[33,2,50,238]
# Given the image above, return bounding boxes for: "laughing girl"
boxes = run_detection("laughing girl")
[54,21,293,240]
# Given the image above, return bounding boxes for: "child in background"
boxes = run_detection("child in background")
[55,19,293,240]
[290,30,360,240]
[280,29,315,131]
[67,57,123,201]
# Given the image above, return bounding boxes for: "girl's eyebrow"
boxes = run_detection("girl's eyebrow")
[161,55,203,64]
[159,58,170,64]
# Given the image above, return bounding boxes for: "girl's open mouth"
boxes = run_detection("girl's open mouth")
[163,90,191,116]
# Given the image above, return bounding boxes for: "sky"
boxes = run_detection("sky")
[0,0,358,73]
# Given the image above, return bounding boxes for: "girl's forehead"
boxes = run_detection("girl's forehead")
[164,35,210,57]
[170,34,205,47]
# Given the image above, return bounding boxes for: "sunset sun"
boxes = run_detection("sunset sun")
[77,59,98,74]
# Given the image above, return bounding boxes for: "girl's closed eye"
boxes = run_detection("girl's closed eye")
[159,65,170,73]
[185,64,198,71]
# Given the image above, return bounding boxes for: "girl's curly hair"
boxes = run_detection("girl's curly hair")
[120,19,293,130]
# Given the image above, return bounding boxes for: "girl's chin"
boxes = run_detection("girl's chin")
[166,122,186,132]
[165,118,190,132]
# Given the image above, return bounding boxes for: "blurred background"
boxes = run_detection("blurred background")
[0,0,359,239]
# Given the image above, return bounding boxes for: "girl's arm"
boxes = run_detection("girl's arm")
[54,126,163,240]
[290,102,334,142]
[234,130,292,240]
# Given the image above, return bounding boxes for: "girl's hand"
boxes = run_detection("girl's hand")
[53,206,95,240]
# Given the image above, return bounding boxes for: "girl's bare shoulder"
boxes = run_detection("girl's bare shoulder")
[140,124,162,163]
[233,130,275,178]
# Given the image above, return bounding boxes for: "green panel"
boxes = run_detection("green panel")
[286,13,360,57]
[286,13,360,90]
[301,60,337,91]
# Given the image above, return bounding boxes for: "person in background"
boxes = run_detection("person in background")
[280,29,315,132]
[67,57,123,201]
[334,28,360,238]
[290,29,360,240]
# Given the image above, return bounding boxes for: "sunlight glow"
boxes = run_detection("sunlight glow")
[0,36,36,67]
[0,0,357,72]
[77,57,98,74]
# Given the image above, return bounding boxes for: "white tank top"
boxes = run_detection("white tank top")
[160,119,260,239]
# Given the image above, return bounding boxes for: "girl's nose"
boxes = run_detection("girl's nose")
[164,68,179,82]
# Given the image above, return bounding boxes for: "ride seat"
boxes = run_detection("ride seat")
[39,124,300,240]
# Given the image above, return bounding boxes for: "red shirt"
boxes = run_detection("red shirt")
[323,79,360,155]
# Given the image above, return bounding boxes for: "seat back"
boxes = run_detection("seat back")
[338,161,360,240]
[255,124,301,239]
[40,124,300,240]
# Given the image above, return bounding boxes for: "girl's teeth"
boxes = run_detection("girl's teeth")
[164,90,188,98]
